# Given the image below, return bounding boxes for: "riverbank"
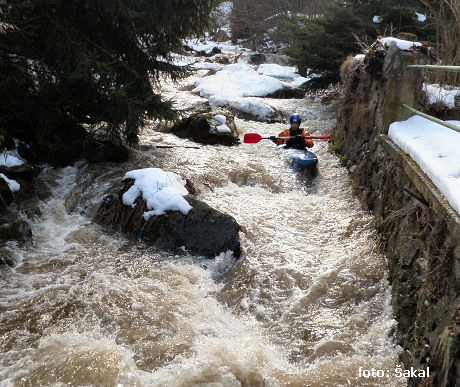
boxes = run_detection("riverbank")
[335,43,460,387]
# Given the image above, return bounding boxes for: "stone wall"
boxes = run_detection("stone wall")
[334,44,460,386]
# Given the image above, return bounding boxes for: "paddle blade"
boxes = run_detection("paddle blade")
[243,133,263,143]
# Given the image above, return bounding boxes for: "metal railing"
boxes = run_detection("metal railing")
[402,64,460,133]
[407,65,460,72]
[401,103,460,133]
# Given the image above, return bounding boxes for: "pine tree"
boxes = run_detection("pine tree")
[0,0,218,165]
[286,3,374,85]
[286,0,434,88]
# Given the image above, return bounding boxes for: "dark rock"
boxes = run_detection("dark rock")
[214,29,230,42]
[0,220,32,242]
[17,142,40,164]
[83,139,130,163]
[0,164,40,181]
[249,53,266,65]
[265,87,305,99]
[94,182,241,259]
[214,56,230,65]
[171,113,240,146]
[185,179,199,195]
[141,195,241,258]
[0,250,14,266]
[0,135,16,150]
[0,178,14,207]
[197,46,221,57]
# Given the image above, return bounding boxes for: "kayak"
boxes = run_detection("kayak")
[283,147,318,175]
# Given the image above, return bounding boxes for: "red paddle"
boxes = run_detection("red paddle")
[243,133,332,143]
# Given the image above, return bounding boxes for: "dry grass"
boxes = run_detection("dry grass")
[339,56,356,84]
[94,180,147,236]
[421,0,460,86]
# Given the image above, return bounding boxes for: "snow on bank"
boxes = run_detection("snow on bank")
[193,62,311,119]
[193,63,283,119]
[0,173,20,192]
[257,64,298,79]
[194,63,283,98]
[380,37,422,51]
[122,168,192,220]
[0,150,25,168]
[209,95,274,119]
[257,63,311,88]
[423,84,460,109]
[184,38,249,54]
[389,115,460,215]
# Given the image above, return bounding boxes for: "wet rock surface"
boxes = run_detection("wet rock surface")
[0,179,14,207]
[0,220,32,243]
[0,164,40,181]
[94,180,241,259]
[171,112,240,146]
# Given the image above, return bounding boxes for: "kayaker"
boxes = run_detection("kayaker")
[270,113,314,150]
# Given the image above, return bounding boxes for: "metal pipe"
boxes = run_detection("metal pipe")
[401,103,460,133]
[406,65,460,72]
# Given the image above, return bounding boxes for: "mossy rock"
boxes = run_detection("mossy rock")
[94,180,241,259]
[171,112,240,146]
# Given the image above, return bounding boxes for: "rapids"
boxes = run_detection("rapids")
[0,54,404,386]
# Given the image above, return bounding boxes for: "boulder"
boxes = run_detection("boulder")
[94,180,241,258]
[0,178,14,207]
[171,113,240,146]
[0,135,17,150]
[0,220,32,242]
[197,46,222,57]
[0,252,14,266]
[83,139,130,163]
[265,87,305,99]
[214,56,230,65]
[17,141,40,164]
[214,29,230,42]
[0,164,40,181]
[248,53,266,65]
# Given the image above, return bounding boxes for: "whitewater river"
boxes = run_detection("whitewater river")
[0,53,404,386]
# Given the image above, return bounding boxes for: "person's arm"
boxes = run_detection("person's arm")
[301,130,314,148]
[273,129,290,146]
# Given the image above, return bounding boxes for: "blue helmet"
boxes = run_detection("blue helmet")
[289,113,301,124]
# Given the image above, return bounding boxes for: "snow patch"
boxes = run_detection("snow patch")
[209,95,274,119]
[380,37,422,51]
[415,12,426,22]
[122,168,192,220]
[423,83,460,109]
[0,173,20,192]
[213,115,227,125]
[0,151,25,168]
[216,124,231,134]
[389,115,460,216]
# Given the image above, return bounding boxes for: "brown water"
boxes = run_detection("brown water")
[0,54,404,386]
